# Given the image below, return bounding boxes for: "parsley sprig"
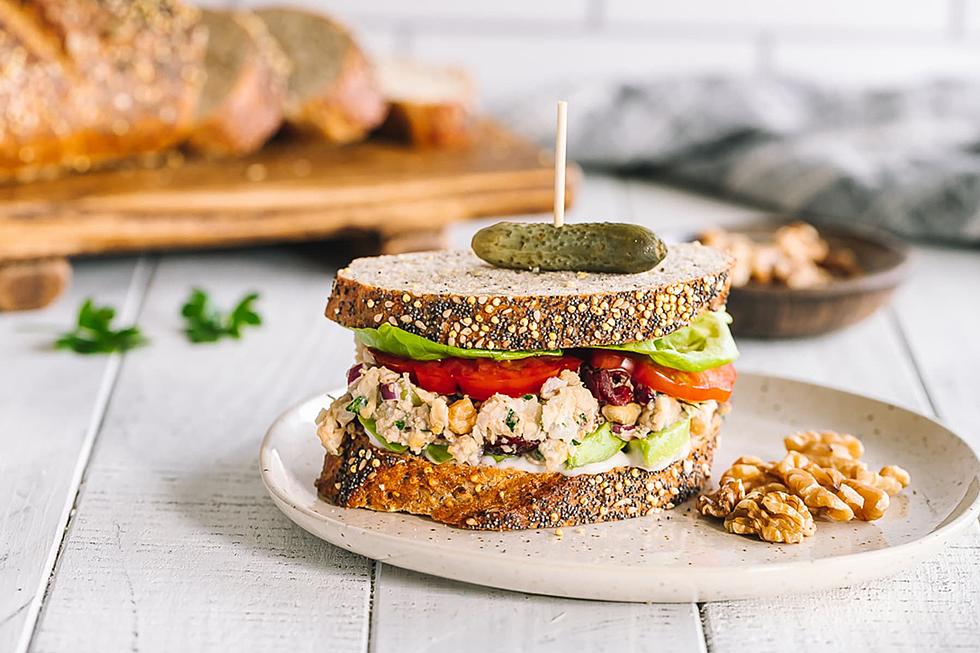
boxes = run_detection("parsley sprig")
[55,299,148,354]
[180,288,262,343]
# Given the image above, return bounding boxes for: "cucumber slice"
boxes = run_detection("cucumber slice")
[566,422,626,469]
[630,418,691,469]
[357,415,408,453]
[424,443,453,464]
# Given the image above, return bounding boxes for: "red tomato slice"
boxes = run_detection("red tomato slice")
[369,350,582,401]
[453,357,582,401]
[632,360,737,403]
[589,350,637,373]
[370,351,458,394]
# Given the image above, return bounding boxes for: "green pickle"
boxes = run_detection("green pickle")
[471,222,667,274]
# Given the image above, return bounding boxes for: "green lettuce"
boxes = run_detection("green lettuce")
[603,311,738,372]
[357,415,408,453]
[353,323,559,361]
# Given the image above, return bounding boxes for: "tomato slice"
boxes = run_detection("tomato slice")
[370,351,458,394]
[369,349,582,401]
[453,357,581,401]
[588,350,637,373]
[632,360,736,403]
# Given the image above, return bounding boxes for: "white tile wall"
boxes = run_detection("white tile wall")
[223,0,980,100]
[604,0,949,34]
[771,40,980,85]
[411,33,758,104]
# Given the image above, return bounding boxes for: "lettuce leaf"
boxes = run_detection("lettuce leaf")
[357,415,408,453]
[353,323,559,361]
[603,311,738,372]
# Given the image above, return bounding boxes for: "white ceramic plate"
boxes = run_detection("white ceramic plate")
[260,373,980,602]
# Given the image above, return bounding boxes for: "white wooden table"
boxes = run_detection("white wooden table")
[3,174,979,653]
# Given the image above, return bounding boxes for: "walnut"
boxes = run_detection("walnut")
[719,456,779,492]
[841,479,890,521]
[785,430,864,460]
[781,466,854,522]
[724,489,816,544]
[447,397,477,435]
[697,478,746,518]
[601,402,641,426]
[880,465,911,493]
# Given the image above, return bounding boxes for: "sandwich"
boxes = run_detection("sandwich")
[314,243,736,530]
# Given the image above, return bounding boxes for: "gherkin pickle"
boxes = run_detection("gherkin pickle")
[471,222,668,274]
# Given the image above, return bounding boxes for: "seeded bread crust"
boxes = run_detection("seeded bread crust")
[316,417,719,530]
[325,245,732,350]
[0,0,207,181]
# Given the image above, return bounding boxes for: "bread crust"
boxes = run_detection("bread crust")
[316,418,719,530]
[379,100,473,148]
[325,246,732,350]
[0,0,206,180]
[256,8,386,144]
[187,11,287,157]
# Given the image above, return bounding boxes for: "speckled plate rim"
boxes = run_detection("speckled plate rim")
[260,373,980,602]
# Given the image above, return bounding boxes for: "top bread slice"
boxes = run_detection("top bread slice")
[0,0,206,181]
[375,59,475,148]
[255,7,386,144]
[325,243,733,351]
[186,10,289,157]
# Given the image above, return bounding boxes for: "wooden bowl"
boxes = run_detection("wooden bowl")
[717,223,910,339]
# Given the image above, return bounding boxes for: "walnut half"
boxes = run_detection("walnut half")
[724,489,816,544]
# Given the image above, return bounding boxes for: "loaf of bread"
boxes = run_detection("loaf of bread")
[375,59,475,148]
[255,7,387,144]
[0,0,207,181]
[187,10,289,156]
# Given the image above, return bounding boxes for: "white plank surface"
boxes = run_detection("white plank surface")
[892,245,980,443]
[29,250,373,653]
[368,174,707,653]
[624,179,980,652]
[373,564,706,653]
[0,258,140,653]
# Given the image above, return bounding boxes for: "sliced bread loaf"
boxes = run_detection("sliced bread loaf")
[375,59,475,148]
[325,244,733,350]
[0,0,207,181]
[255,7,386,144]
[187,10,289,156]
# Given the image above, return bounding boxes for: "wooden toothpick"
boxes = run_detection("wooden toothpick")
[553,100,568,228]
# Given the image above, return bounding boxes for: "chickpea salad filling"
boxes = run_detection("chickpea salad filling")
[315,311,738,475]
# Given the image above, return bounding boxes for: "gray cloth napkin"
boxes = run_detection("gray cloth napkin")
[496,77,980,243]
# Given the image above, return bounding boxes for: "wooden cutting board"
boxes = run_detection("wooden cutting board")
[0,121,578,310]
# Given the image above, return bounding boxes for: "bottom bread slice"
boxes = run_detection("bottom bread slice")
[316,418,719,530]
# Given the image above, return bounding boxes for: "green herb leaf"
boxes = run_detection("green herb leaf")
[504,409,518,432]
[55,299,148,355]
[522,394,534,400]
[394,419,406,430]
[181,289,262,343]
[346,396,366,415]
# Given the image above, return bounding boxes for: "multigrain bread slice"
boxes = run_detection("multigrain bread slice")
[255,7,386,144]
[375,59,475,148]
[186,10,289,156]
[317,417,719,530]
[0,0,206,181]
[325,244,733,350]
